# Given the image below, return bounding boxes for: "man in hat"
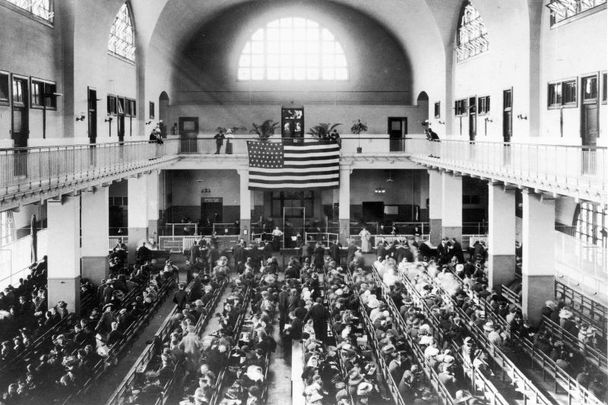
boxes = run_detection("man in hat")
[96,303,115,336]
[306,298,330,343]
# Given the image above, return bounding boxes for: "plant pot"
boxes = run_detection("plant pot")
[357,147,362,153]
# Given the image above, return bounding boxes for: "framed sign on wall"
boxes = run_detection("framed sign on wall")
[281,107,304,142]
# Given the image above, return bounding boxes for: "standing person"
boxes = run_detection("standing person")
[328,240,341,265]
[359,227,372,253]
[306,298,329,343]
[225,128,234,154]
[207,243,219,275]
[278,285,290,332]
[233,239,246,273]
[313,242,325,270]
[214,130,225,154]
[271,227,283,251]
[346,239,357,266]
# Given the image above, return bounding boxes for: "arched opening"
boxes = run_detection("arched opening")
[159,91,170,137]
[417,91,430,129]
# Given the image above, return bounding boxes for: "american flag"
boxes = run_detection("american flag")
[247,141,340,190]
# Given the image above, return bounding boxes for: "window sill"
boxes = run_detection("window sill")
[0,0,53,27]
[550,3,607,29]
[548,104,578,109]
[107,52,136,66]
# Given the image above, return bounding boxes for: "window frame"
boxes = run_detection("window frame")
[548,0,607,27]
[30,77,57,110]
[149,101,155,119]
[434,102,440,119]
[602,71,607,104]
[237,17,349,82]
[477,95,490,115]
[455,99,468,116]
[11,74,29,107]
[107,94,117,115]
[547,78,578,109]
[107,2,136,63]
[0,0,54,25]
[0,71,9,106]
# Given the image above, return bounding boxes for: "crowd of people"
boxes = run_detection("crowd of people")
[0,248,175,405]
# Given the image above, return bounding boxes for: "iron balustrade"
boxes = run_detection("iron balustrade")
[0,140,178,197]
[405,139,608,204]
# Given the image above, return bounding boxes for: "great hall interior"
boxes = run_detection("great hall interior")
[0,0,606,404]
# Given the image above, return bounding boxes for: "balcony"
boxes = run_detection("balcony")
[0,136,605,211]
[404,139,607,204]
[0,140,179,211]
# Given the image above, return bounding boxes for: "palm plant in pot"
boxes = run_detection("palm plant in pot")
[351,119,368,153]
[308,123,341,142]
[250,120,280,141]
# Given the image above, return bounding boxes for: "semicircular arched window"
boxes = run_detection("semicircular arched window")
[456,2,489,63]
[108,3,136,62]
[238,17,348,81]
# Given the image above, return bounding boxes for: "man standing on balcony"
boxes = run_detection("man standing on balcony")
[214,131,225,154]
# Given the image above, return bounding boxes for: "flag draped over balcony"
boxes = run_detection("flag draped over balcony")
[247,141,340,190]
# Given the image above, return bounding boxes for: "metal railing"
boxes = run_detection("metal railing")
[0,140,178,195]
[405,139,608,203]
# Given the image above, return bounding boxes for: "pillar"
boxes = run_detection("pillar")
[521,190,555,325]
[428,170,442,245]
[238,169,251,240]
[128,176,148,263]
[441,172,462,240]
[338,166,351,245]
[147,172,160,239]
[487,183,516,289]
[47,195,80,313]
[81,187,110,285]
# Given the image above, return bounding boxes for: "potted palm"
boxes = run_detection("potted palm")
[250,120,280,141]
[308,123,341,143]
[351,119,368,153]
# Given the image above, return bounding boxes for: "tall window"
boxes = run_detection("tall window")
[238,17,348,81]
[108,3,136,62]
[5,0,53,22]
[456,2,489,63]
[576,202,607,247]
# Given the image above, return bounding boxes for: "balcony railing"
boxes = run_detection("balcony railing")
[404,139,607,203]
[0,140,178,196]
[1,136,605,206]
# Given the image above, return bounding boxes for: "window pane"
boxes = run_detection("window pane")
[0,74,8,102]
[456,2,489,62]
[108,3,136,62]
[237,17,348,81]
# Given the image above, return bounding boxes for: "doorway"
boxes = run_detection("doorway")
[581,75,599,174]
[468,96,477,141]
[201,197,223,234]
[87,88,97,144]
[502,89,513,143]
[11,76,29,176]
[159,91,169,136]
[11,76,29,148]
[388,117,407,152]
[117,114,125,143]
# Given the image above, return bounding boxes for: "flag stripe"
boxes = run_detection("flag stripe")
[247,141,340,190]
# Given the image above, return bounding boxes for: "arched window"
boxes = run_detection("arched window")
[108,3,136,62]
[238,17,348,81]
[6,0,53,22]
[456,2,489,63]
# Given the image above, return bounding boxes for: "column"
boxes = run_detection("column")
[441,172,462,240]
[238,169,251,240]
[81,187,110,285]
[128,176,148,263]
[338,166,351,245]
[428,170,442,244]
[47,195,80,313]
[147,172,160,239]
[521,190,555,325]
[487,183,516,289]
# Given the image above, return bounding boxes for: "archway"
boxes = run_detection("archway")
[417,91,430,130]
[159,91,170,136]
